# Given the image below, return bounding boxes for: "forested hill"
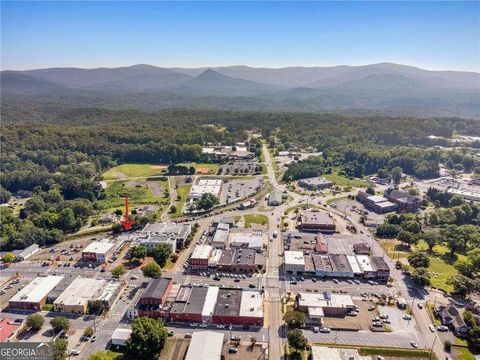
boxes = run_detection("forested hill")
[2,63,479,119]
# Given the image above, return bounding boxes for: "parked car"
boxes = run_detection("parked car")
[319,327,331,333]
[428,324,435,332]
[437,325,449,332]
[403,314,412,320]
[410,341,418,348]
[312,326,319,333]
[90,336,97,342]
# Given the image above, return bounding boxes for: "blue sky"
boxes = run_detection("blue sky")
[1,1,479,71]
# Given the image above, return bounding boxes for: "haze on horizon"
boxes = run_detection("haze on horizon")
[1,1,479,72]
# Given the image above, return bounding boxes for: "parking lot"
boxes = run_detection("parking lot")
[322,300,373,331]
[220,176,263,204]
[181,273,264,290]
[377,304,418,333]
[0,278,30,308]
[221,161,262,176]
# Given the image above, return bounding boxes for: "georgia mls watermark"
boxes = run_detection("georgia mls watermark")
[0,342,53,360]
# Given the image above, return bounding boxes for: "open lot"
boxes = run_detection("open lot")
[377,305,418,333]
[224,343,267,360]
[103,164,167,180]
[177,162,220,175]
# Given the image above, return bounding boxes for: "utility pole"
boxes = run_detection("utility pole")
[429,335,437,360]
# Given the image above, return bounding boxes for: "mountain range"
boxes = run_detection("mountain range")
[2,63,479,118]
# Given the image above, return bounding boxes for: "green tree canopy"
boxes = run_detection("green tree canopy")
[151,243,172,268]
[124,317,168,360]
[142,261,162,278]
[287,329,308,353]
[408,252,430,269]
[50,316,70,333]
[26,314,44,331]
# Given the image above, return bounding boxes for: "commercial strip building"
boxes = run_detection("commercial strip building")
[82,241,115,263]
[229,230,264,251]
[357,191,398,214]
[111,328,132,347]
[447,188,480,202]
[9,275,64,311]
[185,331,225,360]
[53,278,121,314]
[190,245,215,270]
[298,177,333,191]
[15,244,40,261]
[215,248,264,274]
[284,252,390,279]
[300,210,336,233]
[128,278,173,319]
[169,286,264,327]
[140,222,191,250]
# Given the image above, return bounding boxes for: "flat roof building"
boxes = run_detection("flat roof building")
[9,276,63,311]
[185,331,225,360]
[190,245,214,270]
[356,255,376,278]
[211,223,229,249]
[53,278,108,314]
[268,190,282,206]
[82,241,115,263]
[189,179,222,200]
[229,229,264,250]
[284,251,305,275]
[301,210,336,233]
[16,244,40,261]
[141,222,191,250]
[111,328,132,347]
[297,292,355,318]
[298,177,334,191]
[329,254,354,278]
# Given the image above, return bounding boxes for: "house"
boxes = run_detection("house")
[438,305,469,335]
[384,189,422,212]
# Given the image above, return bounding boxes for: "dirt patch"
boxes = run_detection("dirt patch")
[225,343,267,360]
[111,172,127,179]
[160,338,189,360]
[196,167,212,174]
[151,165,167,170]
[125,180,164,196]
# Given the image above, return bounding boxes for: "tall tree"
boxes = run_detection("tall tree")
[124,317,168,360]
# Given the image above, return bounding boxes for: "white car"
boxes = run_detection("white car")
[437,325,449,332]
[428,324,435,332]
[410,340,418,348]
[403,314,412,320]
[70,349,81,356]
[319,327,331,333]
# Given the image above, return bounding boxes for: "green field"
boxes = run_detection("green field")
[176,162,220,174]
[244,214,269,227]
[99,180,169,211]
[103,164,166,180]
[171,184,191,218]
[324,170,368,188]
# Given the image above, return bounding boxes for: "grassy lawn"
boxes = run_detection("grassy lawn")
[103,164,166,180]
[176,162,220,174]
[244,214,269,227]
[427,303,441,326]
[171,184,191,218]
[324,170,368,188]
[428,258,457,292]
[42,303,54,311]
[99,180,169,211]
[453,346,475,360]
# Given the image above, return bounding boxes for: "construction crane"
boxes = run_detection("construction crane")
[120,197,134,230]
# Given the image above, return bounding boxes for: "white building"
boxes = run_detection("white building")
[447,188,480,202]
[211,223,230,249]
[16,244,40,261]
[185,331,225,360]
[138,234,177,253]
[53,278,108,314]
[111,328,132,347]
[284,251,305,274]
[311,346,370,360]
[356,255,376,278]
[229,233,263,251]
[9,275,63,311]
[82,241,115,263]
[188,179,223,200]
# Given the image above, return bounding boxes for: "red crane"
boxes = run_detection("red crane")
[120,197,134,230]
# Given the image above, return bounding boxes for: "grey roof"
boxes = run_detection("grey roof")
[370,256,389,271]
[329,254,353,273]
[302,210,334,225]
[141,278,172,300]
[170,286,208,315]
[214,288,242,317]
[218,248,256,266]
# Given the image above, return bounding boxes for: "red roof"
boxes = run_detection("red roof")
[0,318,21,342]
[315,242,328,254]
